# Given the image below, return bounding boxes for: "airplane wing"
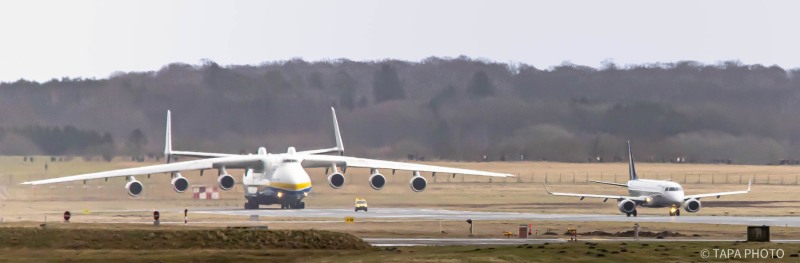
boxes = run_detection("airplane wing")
[21,155,265,185]
[300,154,513,178]
[684,179,751,200]
[588,180,628,187]
[544,183,648,202]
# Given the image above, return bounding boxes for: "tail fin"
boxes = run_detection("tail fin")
[627,140,638,180]
[331,107,345,155]
[164,110,172,163]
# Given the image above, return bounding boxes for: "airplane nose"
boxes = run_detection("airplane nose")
[673,192,684,202]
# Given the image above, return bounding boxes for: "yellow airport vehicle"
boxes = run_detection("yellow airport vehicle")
[355,198,368,212]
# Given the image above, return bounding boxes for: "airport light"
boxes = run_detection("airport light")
[277,192,284,198]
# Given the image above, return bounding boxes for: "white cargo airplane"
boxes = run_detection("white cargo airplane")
[545,141,751,217]
[23,108,513,210]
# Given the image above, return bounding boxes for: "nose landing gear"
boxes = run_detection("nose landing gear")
[668,205,680,216]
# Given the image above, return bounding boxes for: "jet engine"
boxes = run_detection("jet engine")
[409,175,427,192]
[328,172,345,189]
[218,174,235,191]
[171,173,189,193]
[684,198,701,213]
[125,179,144,197]
[617,199,636,214]
[368,172,386,190]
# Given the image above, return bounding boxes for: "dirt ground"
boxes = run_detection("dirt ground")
[1,157,800,240]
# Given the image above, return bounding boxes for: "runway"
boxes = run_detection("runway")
[195,207,800,227]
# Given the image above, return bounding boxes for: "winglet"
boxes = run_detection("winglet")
[627,140,638,180]
[747,178,752,192]
[331,107,345,156]
[543,182,552,194]
[164,110,172,163]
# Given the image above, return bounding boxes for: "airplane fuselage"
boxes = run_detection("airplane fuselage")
[241,153,313,209]
[627,179,685,208]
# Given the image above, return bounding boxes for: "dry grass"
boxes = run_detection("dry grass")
[2,157,800,240]
[1,241,799,262]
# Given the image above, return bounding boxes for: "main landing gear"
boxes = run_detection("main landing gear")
[626,209,638,217]
[244,199,259,210]
[280,201,306,210]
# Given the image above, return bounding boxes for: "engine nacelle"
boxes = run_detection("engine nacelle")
[684,198,701,213]
[410,176,427,192]
[125,180,144,197]
[617,199,636,214]
[328,173,345,189]
[218,174,235,191]
[369,172,386,190]
[171,173,189,193]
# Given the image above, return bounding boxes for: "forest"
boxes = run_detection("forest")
[1,57,799,164]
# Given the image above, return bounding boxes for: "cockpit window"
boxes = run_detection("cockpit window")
[282,159,298,163]
[665,187,683,191]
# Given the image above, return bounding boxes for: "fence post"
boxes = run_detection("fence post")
[572,172,576,183]
[586,173,589,184]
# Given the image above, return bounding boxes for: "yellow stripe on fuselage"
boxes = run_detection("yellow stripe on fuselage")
[268,181,312,191]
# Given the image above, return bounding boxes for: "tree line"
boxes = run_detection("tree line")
[0,57,798,164]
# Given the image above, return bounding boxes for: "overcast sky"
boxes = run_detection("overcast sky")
[1,0,799,82]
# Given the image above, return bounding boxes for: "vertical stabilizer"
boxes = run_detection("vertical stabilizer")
[331,107,345,155]
[164,110,172,163]
[627,140,638,180]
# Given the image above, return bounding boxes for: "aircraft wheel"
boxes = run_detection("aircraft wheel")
[633,210,638,217]
[676,210,680,216]
[298,202,305,209]
[626,213,631,217]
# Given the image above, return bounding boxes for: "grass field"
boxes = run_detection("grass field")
[4,244,800,263]
[1,223,798,262]
[2,157,800,261]
[2,156,798,217]
[0,157,800,238]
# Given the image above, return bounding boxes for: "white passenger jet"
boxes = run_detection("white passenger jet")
[545,141,751,217]
[23,108,513,209]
